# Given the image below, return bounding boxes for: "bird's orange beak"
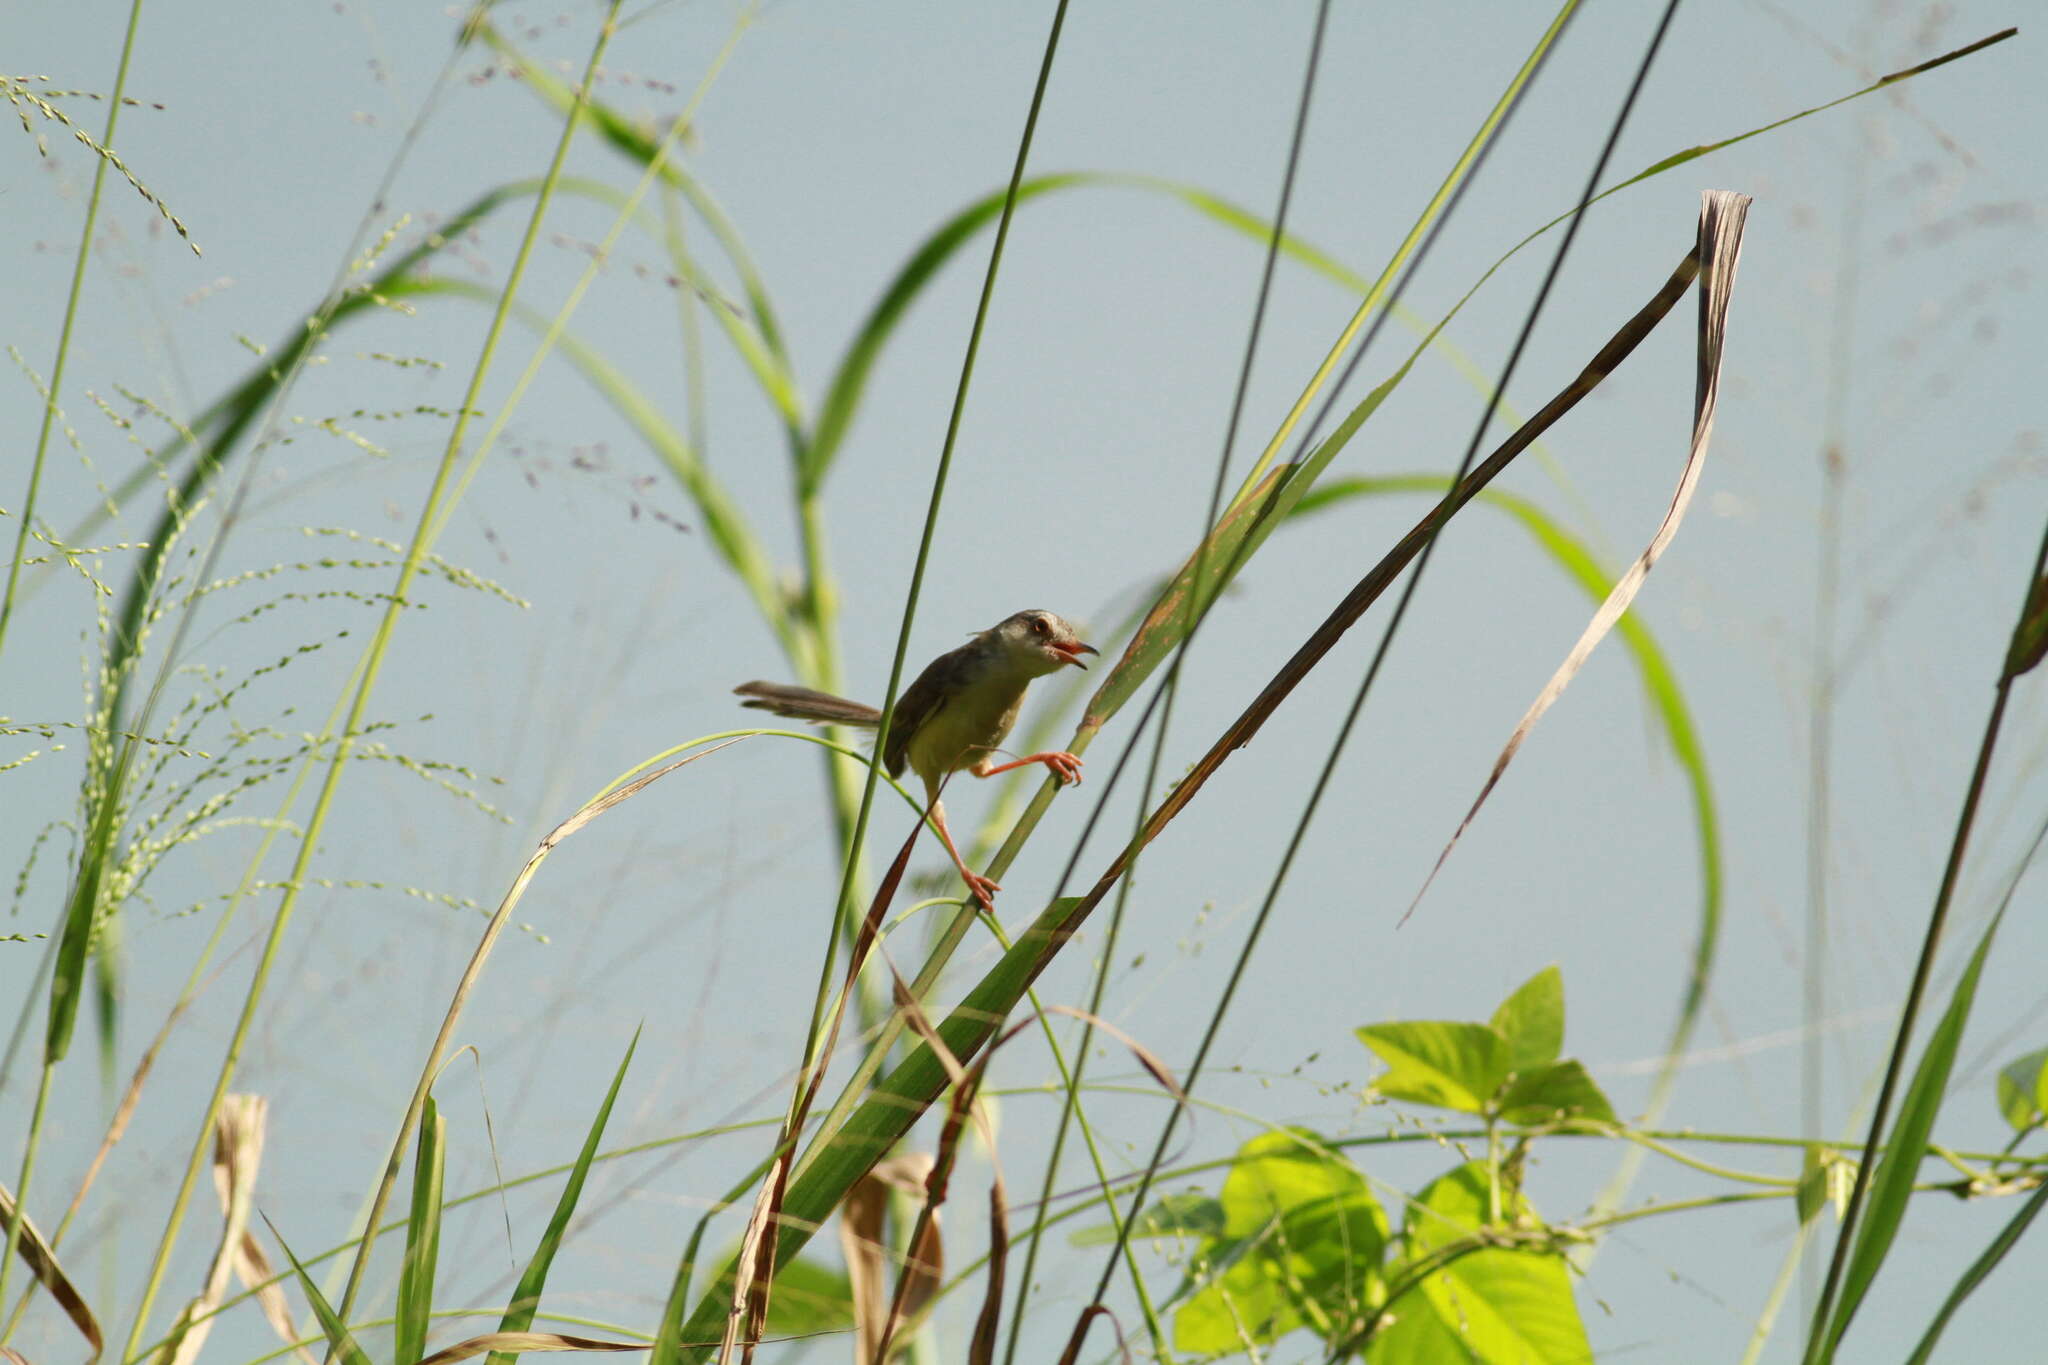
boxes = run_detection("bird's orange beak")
[1051,640,1098,669]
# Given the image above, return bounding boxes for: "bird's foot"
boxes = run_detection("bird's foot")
[1037,751,1084,785]
[964,870,1002,910]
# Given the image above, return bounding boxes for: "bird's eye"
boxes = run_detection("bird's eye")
[1033,617,1050,635]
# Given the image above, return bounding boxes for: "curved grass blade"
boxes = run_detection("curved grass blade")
[1402,191,1749,925]
[805,173,1092,492]
[487,1031,640,1365]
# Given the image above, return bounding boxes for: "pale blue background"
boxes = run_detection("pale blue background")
[4,2,2045,1361]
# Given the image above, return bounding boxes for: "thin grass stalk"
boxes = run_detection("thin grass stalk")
[1217,6,1569,515]
[113,13,627,1358]
[0,0,151,665]
[316,12,631,1347]
[782,0,1072,1171]
[1077,2,1671,1337]
[786,7,1570,1210]
[1003,6,1334,1359]
[666,230,1703,1357]
[1803,515,2048,1360]
[1799,135,1866,1321]
[0,0,153,1322]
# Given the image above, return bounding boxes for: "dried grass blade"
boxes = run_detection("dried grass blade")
[229,1225,318,1365]
[157,1095,267,1365]
[721,1159,786,1365]
[1401,189,1752,924]
[966,1174,1010,1365]
[0,1184,99,1356]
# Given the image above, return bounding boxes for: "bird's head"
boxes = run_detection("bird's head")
[987,609,1097,677]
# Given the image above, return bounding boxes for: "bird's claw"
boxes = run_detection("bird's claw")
[965,871,1002,910]
[1042,752,1084,785]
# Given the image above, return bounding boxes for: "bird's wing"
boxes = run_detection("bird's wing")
[883,646,965,780]
[733,681,883,727]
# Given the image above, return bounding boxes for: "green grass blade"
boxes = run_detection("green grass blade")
[267,1218,373,1365]
[488,1031,639,1365]
[396,1097,447,1365]
[1820,913,2001,1358]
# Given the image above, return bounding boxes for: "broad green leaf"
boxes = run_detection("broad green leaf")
[1396,1163,1589,1365]
[1069,1193,1224,1247]
[1488,967,1564,1071]
[1357,1022,1511,1115]
[397,1097,447,1365]
[1498,1060,1615,1129]
[1175,1132,1388,1355]
[1365,1277,1483,1363]
[1994,1047,2048,1132]
[1823,912,2003,1357]
[489,1032,639,1365]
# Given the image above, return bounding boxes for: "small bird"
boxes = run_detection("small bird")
[735,609,1097,909]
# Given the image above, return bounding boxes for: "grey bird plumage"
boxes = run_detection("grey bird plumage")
[734,609,1097,907]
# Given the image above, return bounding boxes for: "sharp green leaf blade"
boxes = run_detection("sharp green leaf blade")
[1824,916,2001,1356]
[1356,1022,1511,1115]
[489,1031,640,1365]
[268,1217,373,1365]
[397,1097,447,1365]
[1488,966,1565,1070]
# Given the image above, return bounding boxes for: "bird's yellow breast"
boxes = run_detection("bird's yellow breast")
[905,674,1027,787]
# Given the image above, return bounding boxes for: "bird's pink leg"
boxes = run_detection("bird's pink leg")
[973,751,1085,785]
[926,797,1000,910]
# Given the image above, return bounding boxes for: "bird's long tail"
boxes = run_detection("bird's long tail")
[733,681,884,727]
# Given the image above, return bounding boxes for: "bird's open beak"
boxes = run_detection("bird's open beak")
[1052,640,1099,670]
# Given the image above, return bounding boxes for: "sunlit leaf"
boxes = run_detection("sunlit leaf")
[1174,1131,1387,1354]
[1357,1022,1510,1115]
[1994,1047,2048,1132]
[1392,1163,1588,1365]
[1498,1060,1615,1129]
[1488,967,1564,1071]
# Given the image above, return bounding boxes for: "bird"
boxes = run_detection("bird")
[735,609,1097,909]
